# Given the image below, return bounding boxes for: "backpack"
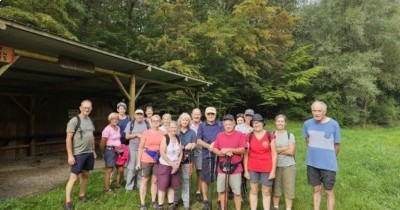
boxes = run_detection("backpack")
[129,119,150,132]
[116,144,129,166]
[71,115,94,140]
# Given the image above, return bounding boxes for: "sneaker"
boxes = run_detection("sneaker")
[78,195,88,202]
[63,202,74,210]
[140,204,147,210]
[202,201,210,210]
[195,192,203,202]
[151,201,158,209]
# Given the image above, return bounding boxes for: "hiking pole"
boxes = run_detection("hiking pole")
[188,149,193,207]
[224,155,232,210]
[208,150,213,210]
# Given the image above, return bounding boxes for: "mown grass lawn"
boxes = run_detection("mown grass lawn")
[1,122,399,210]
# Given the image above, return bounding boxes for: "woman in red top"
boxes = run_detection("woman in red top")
[244,113,277,210]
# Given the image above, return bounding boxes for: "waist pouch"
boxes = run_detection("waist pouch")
[219,161,240,174]
[144,148,160,162]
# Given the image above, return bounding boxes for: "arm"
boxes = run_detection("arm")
[100,137,107,154]
[197,139,211,150]
[278,142,295,156]
[136,135,146,169]
[65,132,75,165]
[269,139,278,180]
[335,143,341,156]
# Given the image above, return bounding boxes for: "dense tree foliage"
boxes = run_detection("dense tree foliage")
[1,0,399,125]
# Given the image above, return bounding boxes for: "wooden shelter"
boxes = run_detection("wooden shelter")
[0,18,210,159]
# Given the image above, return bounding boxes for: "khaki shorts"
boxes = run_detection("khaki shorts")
[273,165,296,199]
[140,162,158,177]
[217,173,242,195]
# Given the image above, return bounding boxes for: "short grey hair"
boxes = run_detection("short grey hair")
[108,112,119,121]
[311,100,327,113]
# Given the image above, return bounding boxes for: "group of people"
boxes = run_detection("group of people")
[63,99,341,210]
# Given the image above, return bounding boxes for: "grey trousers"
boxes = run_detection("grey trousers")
[125,149,141,190]
[180,163,191,208]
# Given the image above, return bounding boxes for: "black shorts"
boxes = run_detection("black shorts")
[307,165,336,190]
[71,153,95,175]
[201,156,217,183]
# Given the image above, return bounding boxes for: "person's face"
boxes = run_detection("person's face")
[79,101,92,116]
[168,123,178,135]
[192,110,201,123]
[151,116,160,128]
[223,120,235,133]
[110,117,118,126]
[252,121,264,132]
[117,106,126,115]
[236,117,244,125]
[275,117,286,131]
[205,112,216,122]
[135,112,144,122]
[181,118,190,128]
[146,108,153,118]
[312,104,326,121]
[162,115,171,126]
[244,114,252,124]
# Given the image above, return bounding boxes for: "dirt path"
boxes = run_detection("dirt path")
[0,154,104,200]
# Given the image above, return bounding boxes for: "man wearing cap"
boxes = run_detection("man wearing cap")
[211,114,246,210]
[124,109,149,191]
[197,106,224,210]
[235,109,254,134]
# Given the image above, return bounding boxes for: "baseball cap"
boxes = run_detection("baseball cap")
[205,107,217,114]
[135,109,144,114]
[223,114,235,121]
[244,109,254,116]
[252,113,264,122]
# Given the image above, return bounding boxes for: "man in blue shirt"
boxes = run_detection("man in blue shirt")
[197,107,223,210]
[303,101,341,210]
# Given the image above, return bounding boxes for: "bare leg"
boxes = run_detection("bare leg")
[313,185,322,210]
[116,166,124,187]
[65,173,78,203]
[261,185,271,210]
[326,189,335,210]
[285,198,294,209]
[167,188,175,204]
[273,196,280,209]
[79,170,89,196]
[201,181,209,201]
[151,175,158,203]
[104,168,113,191]
[219,192,225,210]
[233,194,241,210]
[158,190,166,206]
[140,176,149,205]
[249,183,258,210]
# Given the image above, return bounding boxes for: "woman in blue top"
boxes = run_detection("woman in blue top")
[115,102,130,188]
[177,112,197,210]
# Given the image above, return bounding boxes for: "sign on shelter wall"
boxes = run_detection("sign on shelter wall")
[0,46,14,64]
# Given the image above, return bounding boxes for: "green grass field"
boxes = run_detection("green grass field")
[1,123,399,210]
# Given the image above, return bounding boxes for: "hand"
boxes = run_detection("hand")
[135,163,141,170]
[209,143,214,151]
[136,134,143,139]
[67,155,76,166]
[244,171,250,180]
[268,171,275,180]
[226,151,233,157]
[93,151,97,159]
[185,144,192,150]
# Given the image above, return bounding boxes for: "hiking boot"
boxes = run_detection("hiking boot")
[202,201,210,210]
[151,201,158,209]
[140,204,147,210]
[63,202,74,210]
[195,192,203,202]
[79,195,88,202]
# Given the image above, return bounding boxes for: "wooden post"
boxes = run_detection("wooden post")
[129,75,136,118]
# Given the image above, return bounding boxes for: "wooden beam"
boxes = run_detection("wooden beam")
[95,66,131,78]
[129,75,136,118]
[14,49,58,63]
[112,74,131,100]
[8,95,30,115]
[135,82,147,101]
[135,75,188,90]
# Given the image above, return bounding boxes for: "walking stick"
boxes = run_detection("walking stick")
[208,151,214,210]
[224,156,232,210]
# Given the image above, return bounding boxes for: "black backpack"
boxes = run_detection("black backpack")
[71,115,94,140]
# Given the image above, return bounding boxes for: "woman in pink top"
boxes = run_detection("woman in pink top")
[136,114,165,210]
[100,112,123,193]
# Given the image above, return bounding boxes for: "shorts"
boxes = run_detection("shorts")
[201,157,217,183]
[273,165,296,199]
[249,171,273,187]
[141,162,158,177]
[217,173,242,195]
[193,150,202,170]
[71,153,95,175]
[104,147,117,168]
[157,164,181,191]
[307,165,336,190]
